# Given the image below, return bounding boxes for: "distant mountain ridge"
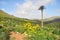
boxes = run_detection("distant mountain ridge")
[43,16,60,24]
[0,9,60,30]
[0,9,60,23]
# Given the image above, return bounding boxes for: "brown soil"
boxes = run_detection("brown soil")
[10,32,28,40]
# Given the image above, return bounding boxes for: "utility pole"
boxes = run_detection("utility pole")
[39,6,44,27]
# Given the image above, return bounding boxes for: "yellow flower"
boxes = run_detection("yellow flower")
[24,22,40,33]
[31,28,35,32]
[24,22,31,28]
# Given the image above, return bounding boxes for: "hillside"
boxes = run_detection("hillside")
[0,10,60,27]
[0,10,13,17]
[0,9,60,23]
[0,10,60,40]
[44,16,60,22]
[0,10,41,25]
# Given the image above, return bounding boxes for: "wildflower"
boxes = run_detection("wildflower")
[24,22,31,28]
[24,22,40,34]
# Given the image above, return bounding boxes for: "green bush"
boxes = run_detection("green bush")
[26,27,56,40]
[52,30,60,35]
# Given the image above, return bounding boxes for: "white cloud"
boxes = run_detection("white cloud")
[14,0,53,19]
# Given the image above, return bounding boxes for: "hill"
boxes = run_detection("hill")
[0,10,13,17]
[0,10,60,40]
[0,9,60,27]
[44,16,60,22]
[0,9,41,24]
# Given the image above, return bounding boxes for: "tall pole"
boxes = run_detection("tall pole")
[41,10,43,27]
[39,6,44,27]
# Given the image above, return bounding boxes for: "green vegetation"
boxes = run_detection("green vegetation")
[0,10,60,40]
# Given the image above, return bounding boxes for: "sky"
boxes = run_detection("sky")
[0,0,60,20]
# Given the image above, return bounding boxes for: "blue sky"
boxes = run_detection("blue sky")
[0,0,60,19]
